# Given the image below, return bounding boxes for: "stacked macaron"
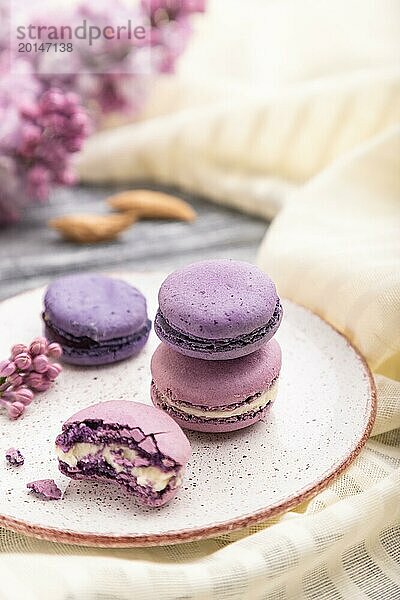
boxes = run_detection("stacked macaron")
[151,259,283,432]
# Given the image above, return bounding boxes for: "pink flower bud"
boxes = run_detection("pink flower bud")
[46,363,62,381]
[33,379,52,392]
[47,343,63,359]
[25,372,44,390]
[14,352,32,370]
[58,168,76,186]
[18,124,42,156]
[65,138,83,153]
[32,355,49,374]
[2,390,18,403]
[15,387,34,406]
[65,91,80,105]
[23,124,42,144]
[70,111,88,132]
[40,88,66,113]
[7,402,25,419]
[29,337,48,356]
[27,165,50,188]
[0,360,16,377]
[11,344,28,359]
[20,103,39,120]
[7,373,23,387]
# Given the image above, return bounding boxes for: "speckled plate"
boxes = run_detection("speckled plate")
[0,273,376,547]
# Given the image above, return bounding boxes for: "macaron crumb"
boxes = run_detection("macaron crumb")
[27,479,62,500]
[5,447,24,466]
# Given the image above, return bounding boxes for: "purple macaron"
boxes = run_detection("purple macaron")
[154,259,282,360]
[55,400,191,507]
[151,339,282,432]
[43,274,151,366]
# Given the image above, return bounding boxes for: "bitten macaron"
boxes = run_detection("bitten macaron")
[55,400,191,507]
[151,339,282,432]
[43,274,151,366]
[154,259,282,360]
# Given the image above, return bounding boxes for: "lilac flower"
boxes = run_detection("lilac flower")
[14,353,32,371]
[0,0,205,225]
[11,344,29,359]
[47,343,63,359]
[0,81,90,224]
[46,363,62,381]
[6,0,205,116]
[29,337,48,357]
[0,360,16,378]
[8,402,26,419]
[32,355,50,374]
[7,373,24,387]
[15,387,34,406]
[0,336,63,419]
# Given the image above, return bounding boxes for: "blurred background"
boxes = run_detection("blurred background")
[0,0,399,300]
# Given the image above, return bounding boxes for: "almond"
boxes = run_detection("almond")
[108,190,197,222]
[48,213,136,243]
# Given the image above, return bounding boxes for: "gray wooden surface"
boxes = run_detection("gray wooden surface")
[0,184,268,300]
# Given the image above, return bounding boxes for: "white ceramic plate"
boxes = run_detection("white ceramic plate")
[0,273,375,547]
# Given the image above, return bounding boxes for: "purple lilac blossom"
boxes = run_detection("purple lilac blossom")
[0,0,205,224]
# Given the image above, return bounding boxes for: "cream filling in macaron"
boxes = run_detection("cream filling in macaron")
[55,443,180,492]
[163,382,278,420]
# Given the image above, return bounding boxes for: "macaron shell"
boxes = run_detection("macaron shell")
[44,274,149,341]
[158,259,279,340]
[63,400,191,466]
[45,327,150,366]
[151,339,282,408]
[154,315,281,361]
